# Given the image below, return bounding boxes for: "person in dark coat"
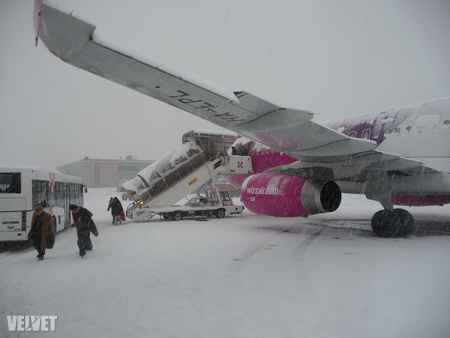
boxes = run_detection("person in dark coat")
[69,204,99,258]
[26,205,54,260]
[107,197,114,224]
[110,197,124,225]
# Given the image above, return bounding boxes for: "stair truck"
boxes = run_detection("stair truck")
[119,130,252,222]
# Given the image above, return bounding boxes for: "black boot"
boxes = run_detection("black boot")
[37,250,45,260]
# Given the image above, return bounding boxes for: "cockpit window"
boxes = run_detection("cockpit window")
[235,141,253,156]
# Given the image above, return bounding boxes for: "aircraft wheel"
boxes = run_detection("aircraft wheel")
[392,208,415,237]
[371,208,414,238]
[371,210,393,237]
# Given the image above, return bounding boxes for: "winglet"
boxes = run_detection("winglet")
[33,0,43,46]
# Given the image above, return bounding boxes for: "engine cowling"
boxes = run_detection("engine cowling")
[242,173,341,217]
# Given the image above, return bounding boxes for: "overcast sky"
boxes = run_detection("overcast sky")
[1,0,449,169]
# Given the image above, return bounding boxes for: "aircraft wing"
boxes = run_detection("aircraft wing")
[35,3,432,181]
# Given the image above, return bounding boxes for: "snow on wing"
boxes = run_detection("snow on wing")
[36,3,428,179]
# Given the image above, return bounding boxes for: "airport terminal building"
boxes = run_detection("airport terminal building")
[57,156,154,188]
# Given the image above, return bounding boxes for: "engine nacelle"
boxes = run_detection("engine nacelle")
[242,173,341,217]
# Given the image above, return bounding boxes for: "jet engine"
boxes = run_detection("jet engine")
[242,173,342,217]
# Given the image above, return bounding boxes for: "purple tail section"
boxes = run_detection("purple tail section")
[33,0,43,46]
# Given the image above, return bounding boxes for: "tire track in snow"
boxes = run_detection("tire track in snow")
[290,226,326,257]
[231,227,292,264]
[229,225,327,282]
[287,226,327,292]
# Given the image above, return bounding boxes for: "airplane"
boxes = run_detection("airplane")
[33,1,450,237]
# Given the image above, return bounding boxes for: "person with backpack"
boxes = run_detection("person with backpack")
[110,197,124,225]
[69,204,99,258]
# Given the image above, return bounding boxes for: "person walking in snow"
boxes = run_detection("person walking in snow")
[26,205,54,260]
[110,197,124,225]
[107,197,114,224]
[70,204,99,258]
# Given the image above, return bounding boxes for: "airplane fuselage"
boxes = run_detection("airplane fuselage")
[226,96,450,207]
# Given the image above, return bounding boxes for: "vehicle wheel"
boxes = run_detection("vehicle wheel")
[215,209,226,218]
[171,212,182,221]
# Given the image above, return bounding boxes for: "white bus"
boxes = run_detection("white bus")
[0,166,85,242]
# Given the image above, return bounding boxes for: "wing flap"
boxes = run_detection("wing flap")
[272,150,437,182]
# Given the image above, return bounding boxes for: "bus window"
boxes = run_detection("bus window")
[56,182,65,208]
[48,188,56,208]
[32,180,49,208]
[0,173,21,193]
[69,184,76,205]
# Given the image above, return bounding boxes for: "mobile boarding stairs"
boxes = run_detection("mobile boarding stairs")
[119,130,252,222]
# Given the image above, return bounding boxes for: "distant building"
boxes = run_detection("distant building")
[57,156,154,188]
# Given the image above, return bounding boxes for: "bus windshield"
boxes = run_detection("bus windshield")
[0,173,21,194]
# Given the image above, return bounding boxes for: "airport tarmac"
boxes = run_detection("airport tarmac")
[1,189,449,338]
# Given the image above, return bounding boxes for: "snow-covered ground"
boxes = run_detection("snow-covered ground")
[1,189,449,338]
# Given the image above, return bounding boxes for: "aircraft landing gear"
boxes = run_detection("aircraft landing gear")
[371,208,415,238]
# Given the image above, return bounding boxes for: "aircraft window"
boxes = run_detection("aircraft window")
[406,126,412,132]
[361,129,371,140]
[394,128,401,135]
[231,142,242,155]
[373,128,381,139]
[444,120,450,125]
[235,141,253,156]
